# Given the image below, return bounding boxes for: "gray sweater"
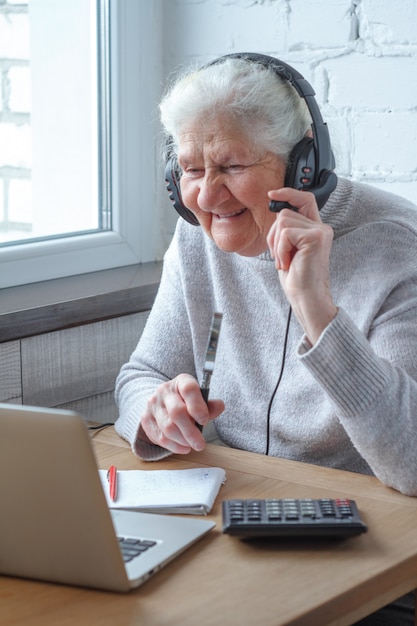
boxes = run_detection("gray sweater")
[115,178,417,496]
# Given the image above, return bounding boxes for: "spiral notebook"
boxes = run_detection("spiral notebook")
[99,467,226,514]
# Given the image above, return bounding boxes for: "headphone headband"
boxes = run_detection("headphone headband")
[215,53,334,180]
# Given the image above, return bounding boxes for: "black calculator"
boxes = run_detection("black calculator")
[222,498,367,539]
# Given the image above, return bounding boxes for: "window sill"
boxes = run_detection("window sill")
[0,262,162,343]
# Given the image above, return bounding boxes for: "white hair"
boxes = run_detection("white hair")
[159,57,312,162]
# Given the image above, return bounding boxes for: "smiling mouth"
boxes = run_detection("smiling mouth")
[215,208,246,219]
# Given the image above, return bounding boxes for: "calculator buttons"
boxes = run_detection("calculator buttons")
[266,500,282,520]
[299,499,316,518]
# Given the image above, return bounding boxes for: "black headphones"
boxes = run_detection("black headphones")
[164,52,337,225]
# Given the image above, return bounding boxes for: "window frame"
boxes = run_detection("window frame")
[1,0,166,289]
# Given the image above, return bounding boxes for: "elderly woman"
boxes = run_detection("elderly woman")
[115,52,417,625]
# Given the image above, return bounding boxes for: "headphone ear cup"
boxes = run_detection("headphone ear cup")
[284,136,337,209]
[284,136,316,190]
[164,156,200,226]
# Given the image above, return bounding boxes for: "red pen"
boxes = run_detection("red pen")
[107,465,117,501]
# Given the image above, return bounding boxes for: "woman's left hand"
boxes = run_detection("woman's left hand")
[267,187,338,344]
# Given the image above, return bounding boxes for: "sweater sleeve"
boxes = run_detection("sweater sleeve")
[298,307,417,496]
[114,221,215,461]
[114,230,192,460]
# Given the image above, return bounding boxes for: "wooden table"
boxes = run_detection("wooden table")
[1,426,416,626]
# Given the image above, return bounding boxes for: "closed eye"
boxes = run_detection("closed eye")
[184,167,204,177]
[223,164,245,172]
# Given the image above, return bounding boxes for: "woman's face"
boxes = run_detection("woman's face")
[178,115,286,257]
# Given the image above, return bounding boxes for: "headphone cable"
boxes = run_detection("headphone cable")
[265,305,292,456]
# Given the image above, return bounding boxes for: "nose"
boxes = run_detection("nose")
[197,171,231,211]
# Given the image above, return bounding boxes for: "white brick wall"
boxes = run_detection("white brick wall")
[163,0,417,204]
[0,123,31,169]
[0,0,30,236]
[8,178,32,223]
[0,13,30,59]
[8,66,31,112]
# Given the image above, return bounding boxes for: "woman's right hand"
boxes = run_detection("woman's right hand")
[139,374,225,454]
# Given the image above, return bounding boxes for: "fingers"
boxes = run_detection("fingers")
[266,188,332,270]
[140,375,224,455]
[266,186,336,344]
[266,211,311,270]
[269,219,331,271]
[268,188,320,221]
[140,409,195,454]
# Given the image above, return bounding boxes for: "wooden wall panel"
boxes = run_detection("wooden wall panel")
[21,312,148,407]
[59,391,119,424]
[0,340,22,403]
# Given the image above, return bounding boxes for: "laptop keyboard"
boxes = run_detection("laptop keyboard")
[118,537,157,563]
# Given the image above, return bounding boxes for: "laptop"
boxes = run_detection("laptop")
[0,403,215,592]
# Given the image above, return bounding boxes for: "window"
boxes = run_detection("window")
[1,0,168,289]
